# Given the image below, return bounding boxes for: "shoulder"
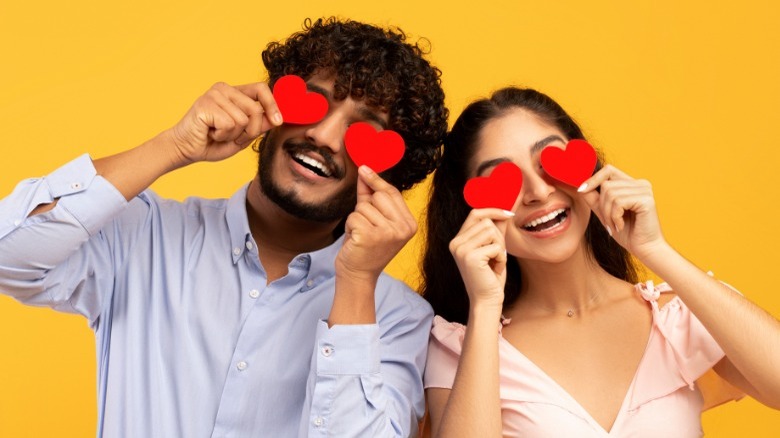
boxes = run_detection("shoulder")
[429,315,466,354]
[124,190,229,222]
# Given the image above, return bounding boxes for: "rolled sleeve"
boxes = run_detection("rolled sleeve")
[0,154,128,320]
[304,293,433,438]
[314,321,381,375]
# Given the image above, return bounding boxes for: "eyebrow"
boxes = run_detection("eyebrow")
[306,83,388,129]
[356,107,388,129]
[306,83,332,100]
[530,135,567,155]
[475,157,512,176]
[473,135,568,176]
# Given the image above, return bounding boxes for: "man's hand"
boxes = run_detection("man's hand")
[92,82,283,202]
[168,82,283,166]
[336,166,417,285]
[329,166,416,326]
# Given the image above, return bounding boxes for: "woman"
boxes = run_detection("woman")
[421,87,780,437]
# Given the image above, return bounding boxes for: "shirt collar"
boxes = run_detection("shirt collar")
[226,183,344,286]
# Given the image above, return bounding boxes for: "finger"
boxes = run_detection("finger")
[204,107,239,143]
[225,89,273,146]
[454,217,498,246]
[344,213,372,245]
[460,208,516,233]
[599,183,652,233]
[236,82,283,126]
[464,243,507,274]
[450,218,505,255]
[353,200,386,228]
[358,165,396,194]
[356,172,374,202]
[494,217,510,236]
[576,164,633,194]
[357,166,412,225]
[208,86,251,142]
[611,192,655,232]
[366,189,407,225]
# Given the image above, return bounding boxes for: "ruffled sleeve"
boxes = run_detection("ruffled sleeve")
[424,316,467,390]
[630,283,743,410]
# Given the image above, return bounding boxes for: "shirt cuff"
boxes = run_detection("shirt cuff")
[52,155,128,236]
[314,320,380,375]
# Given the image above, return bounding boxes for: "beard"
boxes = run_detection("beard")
[257,131,357,223]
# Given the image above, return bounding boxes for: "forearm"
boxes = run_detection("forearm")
[437,303,502,438]
[93,130,186,202]
[640,242,780,404]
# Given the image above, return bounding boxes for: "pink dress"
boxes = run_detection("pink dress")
[424,282,743,437]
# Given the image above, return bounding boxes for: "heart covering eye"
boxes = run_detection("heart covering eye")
[463,162,523,210]
[344,122,405,173]
[272,75,328,124]
[539,139,598,187]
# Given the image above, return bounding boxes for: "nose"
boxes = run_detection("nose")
[521,171,555,205]
[304,112,345,155]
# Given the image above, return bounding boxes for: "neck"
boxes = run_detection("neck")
[512,242,626,316]
[245,176,341,260]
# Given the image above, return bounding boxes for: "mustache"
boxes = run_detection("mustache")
[282,139,345,179]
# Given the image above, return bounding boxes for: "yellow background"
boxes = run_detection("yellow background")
[1,0,779,435]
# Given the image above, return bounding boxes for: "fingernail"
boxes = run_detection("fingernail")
[502,210,515,217]
[274,113,283,125]
[577,183,588,192]
[359,165,374,175]
[606,225,612,236]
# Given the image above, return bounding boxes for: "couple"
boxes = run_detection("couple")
[0,17,778,437]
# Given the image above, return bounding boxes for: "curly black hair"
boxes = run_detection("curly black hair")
[261,17,449,191]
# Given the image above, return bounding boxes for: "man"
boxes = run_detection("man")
[0,17,448,437]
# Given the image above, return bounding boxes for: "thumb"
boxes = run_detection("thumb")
[357,172,374,201]
[579,189,610,230]
[494,217,510,236]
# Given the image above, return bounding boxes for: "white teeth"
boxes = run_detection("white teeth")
[294,153,332,177]
[523,208,566,228]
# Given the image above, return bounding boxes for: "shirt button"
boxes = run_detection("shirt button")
[233,247,241,256]
[321,345,334,357]
[246,241,254,251]
[249,289,260,299]
[70,182,82,190]
[306,279,314,287]
[313,417,324,427]
[13,220,21,227]
[237,361,248,371]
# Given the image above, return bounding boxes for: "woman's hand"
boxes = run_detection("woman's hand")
[449,209,513,309]
[577,164,667,261]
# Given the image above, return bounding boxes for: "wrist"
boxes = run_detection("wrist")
[469,300,504,321]
[634,239,679,272]
[157,129,195,170]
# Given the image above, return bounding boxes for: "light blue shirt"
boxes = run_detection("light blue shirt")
[0,155,433,437]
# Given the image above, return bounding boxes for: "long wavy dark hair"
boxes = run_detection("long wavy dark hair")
[259,17,449,191]
[421,87,639,324]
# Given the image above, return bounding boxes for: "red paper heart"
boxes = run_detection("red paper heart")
[273,75,328,124]
[344,122,405,173]
[540,139,598,187]
[463,162,523,210]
